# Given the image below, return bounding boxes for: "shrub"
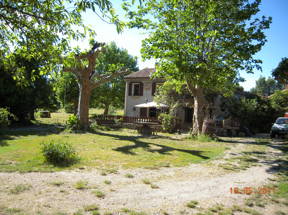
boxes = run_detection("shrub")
[64,103,76,114]
[66,114,79,130]
[158,113,175,133]
[0,108,14,128]
[41,140,79,166]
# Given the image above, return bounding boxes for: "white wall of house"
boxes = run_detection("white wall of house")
[124,79,154,117]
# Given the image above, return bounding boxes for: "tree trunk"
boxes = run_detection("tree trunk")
[73,100,78,115]
[103,104,109,115]
[77,77,91,130]
[187,85,209,135]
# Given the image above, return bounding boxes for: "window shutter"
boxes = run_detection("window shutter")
[128,82,132,96]
[152,82,156,96]
[140,82,143,96]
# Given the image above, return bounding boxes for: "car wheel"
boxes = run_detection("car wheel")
[270,132,275,138]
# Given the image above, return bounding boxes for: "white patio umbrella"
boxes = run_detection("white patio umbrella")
[134,101,168,108]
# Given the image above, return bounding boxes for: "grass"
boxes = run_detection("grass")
[142,179,151,185]
[92,190,105,198]
[0,206,24,215]
[74,180,88,190]
[150,184,159,189]
[9,184,31,194]
[0,110,225,172]
[104,180,112,185]
[121,208,147,215]
[50,181,65,187]
[83,204,99,211]
[186,200,198,208]
[125,173,134,178]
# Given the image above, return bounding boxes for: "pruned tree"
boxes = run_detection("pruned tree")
[126,0,271,135]
[64,42,129,129]
[91,42,138,115]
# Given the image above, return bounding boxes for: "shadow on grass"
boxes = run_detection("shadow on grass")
[218,137,288,176]
[0,123,66,144]
[91,130,210,159]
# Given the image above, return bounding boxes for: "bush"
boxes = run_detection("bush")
[158,113,175,133]
[0,108,14,128]
[64,103,76,114]
[66,114,79,130]
[41,141,79,166]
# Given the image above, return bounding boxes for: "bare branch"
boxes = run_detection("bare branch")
[91,69,129,89]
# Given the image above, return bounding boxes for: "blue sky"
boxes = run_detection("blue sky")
[75,0,288,91]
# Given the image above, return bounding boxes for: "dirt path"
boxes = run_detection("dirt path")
[0,138,282,215]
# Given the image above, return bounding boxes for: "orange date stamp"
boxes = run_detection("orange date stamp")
[230,186,276,195]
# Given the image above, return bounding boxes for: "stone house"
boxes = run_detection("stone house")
[124,68,194,128]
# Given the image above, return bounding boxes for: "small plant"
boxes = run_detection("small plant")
[104,180,112,185]
[50,181,65,187]
[92,211,100,215]
[158,113,175,133]
[84,204,99,211]
[186,200,198,208]
[66,114,79,130]
[189,134,215,142]
[92,190,105,198]
[142,179,151,185]
[125,173,134,178]
[74,180,88,190]
[0,108,14,128]
[101,168,118,175]
[150,184,159,189]
[121,208,147,215]
[73,210,84,215]
[41,140,79,166]
[9,184,31,194]
[275,211,286,215]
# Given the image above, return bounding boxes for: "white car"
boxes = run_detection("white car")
[270,117,288,138]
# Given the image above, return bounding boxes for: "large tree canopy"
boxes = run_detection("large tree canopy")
[0,49,58,123]
[126,0,271,135]
[0,0,122,51]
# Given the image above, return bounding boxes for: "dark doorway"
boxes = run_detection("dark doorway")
[149,107,157,117]
[184,107,193,123]
[140,108,147,117]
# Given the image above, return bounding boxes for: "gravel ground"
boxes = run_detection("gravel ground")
[0,138,283,215]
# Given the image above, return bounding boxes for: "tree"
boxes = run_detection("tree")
[91,42,138,115]
[54,72,79,114]
[269,90,288,114]
[64,42,131,129]
[222,90,277,133]
[272,58,288,87]
[127,0,271,135]
[0,0,121,51]
[0,49,58,123]
[250,76,283,97]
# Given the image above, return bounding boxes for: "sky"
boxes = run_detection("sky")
[74,0,288,91]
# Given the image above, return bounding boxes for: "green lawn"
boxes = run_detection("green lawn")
[0,111,226,172]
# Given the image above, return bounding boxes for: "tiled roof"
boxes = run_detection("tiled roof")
[125,68,155,79]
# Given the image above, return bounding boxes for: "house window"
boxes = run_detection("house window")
[128,82,143,96]
[133,83,141,96]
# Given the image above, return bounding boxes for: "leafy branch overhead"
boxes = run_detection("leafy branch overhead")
[0,0,124,54]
